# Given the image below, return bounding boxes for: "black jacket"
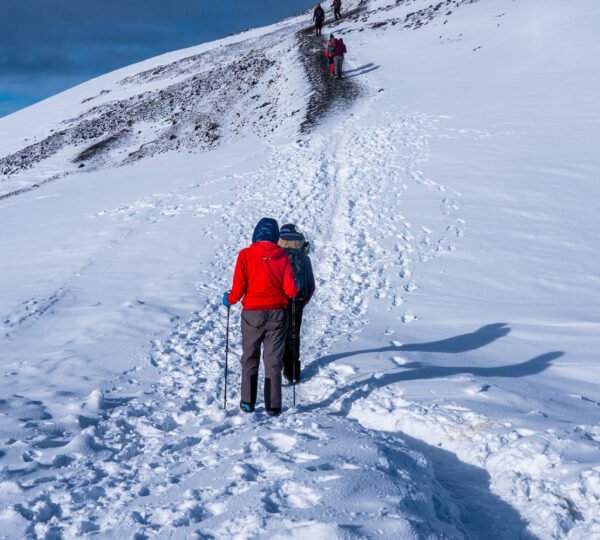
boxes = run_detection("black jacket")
[304,256,316,305]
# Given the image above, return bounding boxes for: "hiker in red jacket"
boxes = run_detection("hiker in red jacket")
[223,217,298,416]
[333,37,347,79]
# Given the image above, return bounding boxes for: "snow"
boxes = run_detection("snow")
[1,0,600,538]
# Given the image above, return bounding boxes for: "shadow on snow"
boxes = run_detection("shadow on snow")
[343,62,381,78]
[300,323,553,538]
[302,323,562,412]
[303,322,512,380]
[400,432,540,540]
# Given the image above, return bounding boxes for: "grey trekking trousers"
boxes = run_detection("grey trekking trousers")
[334,56,344,78]
[240,309,287,410]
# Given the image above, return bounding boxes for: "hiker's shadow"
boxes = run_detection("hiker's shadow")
[303,323,512,380]
[397,433,539,539]
[301,323,563,412]
[304,350,562,413]
[344,63,381,78]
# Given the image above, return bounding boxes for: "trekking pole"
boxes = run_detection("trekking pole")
[224,306,230,409]
[292,299,297,407]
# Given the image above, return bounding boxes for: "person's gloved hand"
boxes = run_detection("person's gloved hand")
[222,291,231,308]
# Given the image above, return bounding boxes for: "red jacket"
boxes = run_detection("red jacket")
[326,39,336,58]
[228,241,298,310]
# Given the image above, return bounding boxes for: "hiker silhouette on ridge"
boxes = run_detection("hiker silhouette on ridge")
[313,3,325,35]
[332,0,342,21]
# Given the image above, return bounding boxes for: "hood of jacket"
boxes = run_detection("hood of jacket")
[250,241,288,260]
[252,217,280,243]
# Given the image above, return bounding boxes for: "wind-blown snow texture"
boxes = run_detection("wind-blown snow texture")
[1,0,599,538]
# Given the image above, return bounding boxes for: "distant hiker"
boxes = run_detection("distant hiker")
[332,0,342,20]
[333,37,347,79]
[325,34,337,75]
[278,224,316,384]
[313,3,325,35]
[223,218,298,416]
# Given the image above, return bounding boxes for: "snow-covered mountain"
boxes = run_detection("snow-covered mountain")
[1,0,599,538]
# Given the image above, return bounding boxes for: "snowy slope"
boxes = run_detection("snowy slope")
[1,0,600,538]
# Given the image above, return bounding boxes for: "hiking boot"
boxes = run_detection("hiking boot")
[266,408,281,417]
[239,401,255,413]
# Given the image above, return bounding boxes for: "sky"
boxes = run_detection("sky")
[0,0,316,117]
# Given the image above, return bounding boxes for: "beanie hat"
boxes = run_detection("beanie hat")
[280,223,298,234]
[280,223,305,242]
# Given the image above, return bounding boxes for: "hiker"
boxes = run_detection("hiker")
[313,3,325,35]
[325,34,336,75]
[223,218,298,416]
[278,224,316,384]
[332,0,342,20]
[333,37,347,79]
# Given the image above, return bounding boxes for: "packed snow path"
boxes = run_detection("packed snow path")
[298,1,366,132]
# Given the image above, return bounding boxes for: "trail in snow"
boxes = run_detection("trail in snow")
[2,40,474,538]
[297,1,367,132]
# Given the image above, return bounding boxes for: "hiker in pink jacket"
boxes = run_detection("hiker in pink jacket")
[325,34,336,74]
[333,38,347,79]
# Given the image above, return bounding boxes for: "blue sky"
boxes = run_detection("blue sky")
[0,0,316,117]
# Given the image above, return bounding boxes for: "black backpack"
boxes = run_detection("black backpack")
[284,243,310,301]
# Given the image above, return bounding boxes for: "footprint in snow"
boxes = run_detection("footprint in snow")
[279,481,321,509]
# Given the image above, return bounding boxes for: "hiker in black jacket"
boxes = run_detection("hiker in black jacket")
[278,224,316,383]
[313,3,326,35]
[332,0,342,21]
